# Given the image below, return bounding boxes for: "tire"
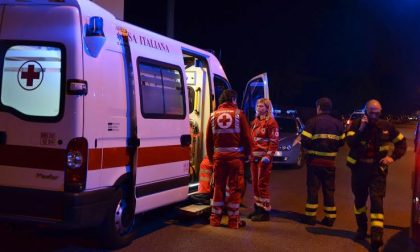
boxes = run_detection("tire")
[100,187,135,249]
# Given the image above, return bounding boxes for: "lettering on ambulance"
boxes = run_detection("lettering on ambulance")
[116,30,170,53]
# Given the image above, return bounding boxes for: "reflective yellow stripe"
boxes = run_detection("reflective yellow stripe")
[347,131,356,137]
[370,213,384,220]
[305,211,317,216]
[340,133,346,140]
[371,220,384,228]
[307,150,337,157]
[392,133,404,143]
[305,203,319,209]
[312,134,341,140]
[325,213,337,218]
[302,130,313,139]
[324,206,337,211]
[354,206,367,214]
[347,156,357,164]
[379,145,390,152]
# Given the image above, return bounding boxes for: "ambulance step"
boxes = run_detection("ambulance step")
[179,204,211,216]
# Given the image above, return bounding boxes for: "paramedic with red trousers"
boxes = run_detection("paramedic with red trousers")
[206,89,252,229]
[346,99,406,251]
[247,98,279,221]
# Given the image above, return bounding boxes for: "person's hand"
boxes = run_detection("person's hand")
[359,115,368,132]
[261,156,270,165]
[380,156,394,166]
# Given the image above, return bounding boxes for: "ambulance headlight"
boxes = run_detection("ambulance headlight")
[67,151,83,169]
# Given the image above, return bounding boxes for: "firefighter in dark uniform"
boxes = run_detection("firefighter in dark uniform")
[346,99,406,251]
[301,97,345,227]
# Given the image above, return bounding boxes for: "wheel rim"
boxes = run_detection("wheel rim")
[114,199,133,235]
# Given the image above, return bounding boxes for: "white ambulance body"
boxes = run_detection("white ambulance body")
[0,0,269,247]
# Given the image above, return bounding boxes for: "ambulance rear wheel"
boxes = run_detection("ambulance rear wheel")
[101,187,135,249]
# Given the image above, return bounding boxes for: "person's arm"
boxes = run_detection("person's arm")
[346,119,364,148]
[301,118,314,150]
[389,125,407,161]
[266,119,280,159]
[240,111,252,157]
[337,122,346,148]
[206,114,214,162]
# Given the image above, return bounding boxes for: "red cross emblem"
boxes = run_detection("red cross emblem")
[217,113,233,129]
[17,61,44,91]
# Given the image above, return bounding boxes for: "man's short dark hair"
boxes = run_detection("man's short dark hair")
[316,97,332,112]
[219,89,238,104]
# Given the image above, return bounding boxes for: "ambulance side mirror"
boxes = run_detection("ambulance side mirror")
[84,16,106,58]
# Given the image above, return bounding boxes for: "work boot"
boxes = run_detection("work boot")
[370,227,384,251]
[251,209,270,222]
[320,217,335,227]
[247,204,260,219]
[301,215,316,225]
[353,227,368,241]
[354,213,368,240]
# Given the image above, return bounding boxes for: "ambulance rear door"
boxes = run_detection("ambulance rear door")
[241,72,270,122]
[0,3,84,192]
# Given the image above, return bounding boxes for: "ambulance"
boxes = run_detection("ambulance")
[0,0,269,248]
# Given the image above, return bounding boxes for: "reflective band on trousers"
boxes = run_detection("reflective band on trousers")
[354,206,367,214]
[212,208,222,215]
[212,201,224,207]
[324,206,336,211]
[325,213,337,218]
[347,156,357,164]
[307,150,337,157]
[214,147,244,153]
[371,220,384,228]
[312,134,343,141]
[371,213,384,220]
[305,211,317,216]
[252,151,267,157]
[227,210,240,216]
[305,203,319,209]
[392,133,404,143]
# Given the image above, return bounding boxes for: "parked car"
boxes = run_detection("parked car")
[345,110,365,131]
[272,111,304,168]
[411,118,420,245]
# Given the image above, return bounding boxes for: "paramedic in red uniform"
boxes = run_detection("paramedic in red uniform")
[247,98,279,221]
[206,89,252,229]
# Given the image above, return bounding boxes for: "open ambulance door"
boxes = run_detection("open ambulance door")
[241,72,270,122]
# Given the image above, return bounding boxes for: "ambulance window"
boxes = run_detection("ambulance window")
[138,60,185,119]
[0,44,64,121]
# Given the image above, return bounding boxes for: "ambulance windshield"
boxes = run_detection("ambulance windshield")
[0,44,64,121]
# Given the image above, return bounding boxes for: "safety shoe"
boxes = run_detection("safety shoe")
[320,217,335,227]
[251,211,270,222]
[353,229,367,241]
[370,232,383,251]
[301,216,316,225]
[247,204,261,219]
[228,220,246,229]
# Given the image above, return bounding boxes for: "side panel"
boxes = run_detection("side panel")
[0,5,83,191]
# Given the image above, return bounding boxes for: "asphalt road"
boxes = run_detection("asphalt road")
[0,122,418,252]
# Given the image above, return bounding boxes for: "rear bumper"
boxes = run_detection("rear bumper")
[0,186,116,229]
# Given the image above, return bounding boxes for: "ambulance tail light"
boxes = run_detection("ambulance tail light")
[65,138,88,193]
[84,16,106,57]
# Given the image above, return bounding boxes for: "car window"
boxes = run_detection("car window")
[275,117,297,133]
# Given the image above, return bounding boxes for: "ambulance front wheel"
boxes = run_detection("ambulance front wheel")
[101,187,136,249]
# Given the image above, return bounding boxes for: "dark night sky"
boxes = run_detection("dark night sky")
[125,0,420,114]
